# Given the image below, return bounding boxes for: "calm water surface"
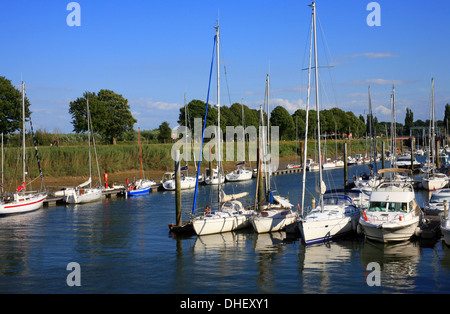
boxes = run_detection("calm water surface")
[1,161,450,294]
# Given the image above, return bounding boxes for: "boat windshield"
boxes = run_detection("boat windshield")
[430,195,450,203]
[369,201,408,212]
[323,195,352,206]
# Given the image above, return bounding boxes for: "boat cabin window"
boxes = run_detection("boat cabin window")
[369,201,408,212]
[369,201,386,212]
[388,202,407,212]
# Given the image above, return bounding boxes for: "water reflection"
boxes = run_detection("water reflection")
[0,210,43,277]
[298,240,358,293]
[361,239,420,292]
[3,157,450,293]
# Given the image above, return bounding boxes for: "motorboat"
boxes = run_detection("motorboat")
[423,188,450,218]
[359,181,422,243]
[395,155,421,169]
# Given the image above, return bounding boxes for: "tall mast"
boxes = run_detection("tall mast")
[368,85,377,171]
[139,127,143,180]
[241,99,245,161]
[431,78,435,173]
[215,22,222,204]
[265,74,271,193]
[87,96,92,188]
[184,93,189,172]
[22,82,26,189]
[312,1,323,210]
[301,9,314,215]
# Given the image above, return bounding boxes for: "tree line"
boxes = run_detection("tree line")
[1,75,449,145]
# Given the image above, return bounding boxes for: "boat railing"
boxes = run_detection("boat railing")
[375,181,414,192]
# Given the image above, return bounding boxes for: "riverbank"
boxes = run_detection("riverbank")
[43,155,306,192]
[4,139,392,193]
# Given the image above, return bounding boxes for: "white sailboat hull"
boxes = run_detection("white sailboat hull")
[225,170,253,182]
[250,210,297,233]
[322,162,335,169]
[193,213,252,235]
[421,177,448,191]
[0,193,47,215]
[300,214,359,245]
[204,176,225,185]
[64,188,103,204]
[162,177,196,190]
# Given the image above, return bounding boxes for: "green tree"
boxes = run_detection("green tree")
[444,104,450,135]
[404,107,414,135]
[0,76,32,135]
[158,121,172,143]
[270,106,295,140]
[177,99,217,130]
[69,89,136,144]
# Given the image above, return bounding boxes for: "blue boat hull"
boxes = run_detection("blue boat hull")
[127,186,151,196]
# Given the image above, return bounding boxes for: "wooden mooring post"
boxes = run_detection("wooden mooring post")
[344,141,348,188]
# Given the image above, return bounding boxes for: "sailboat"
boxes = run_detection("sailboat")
[422,78,449,190]
[161,168,196,190]
[64,95,103,204]
[192,23,255,235]
[127,128,156,196]
[298,2,361,245]
[225,162,253,182]
[286,116,302,169]
[354,87,383,189]
[204,166,225,185]
[0,82,47,215]
[250,75,296,234]
[226,102,253,181]
[162,96,197,191]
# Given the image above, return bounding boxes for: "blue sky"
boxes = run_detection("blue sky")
[1,0,449,133]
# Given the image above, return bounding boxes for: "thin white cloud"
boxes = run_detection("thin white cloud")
[350,52,400,59]
[130,98,181,111]
[375,105,392,116]
[270,98,305,113]
[346,78,407,86]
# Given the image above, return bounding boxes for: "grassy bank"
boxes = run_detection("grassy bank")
[1,138,391,190]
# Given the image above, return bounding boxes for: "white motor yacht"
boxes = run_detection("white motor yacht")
[359,182,422,243]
